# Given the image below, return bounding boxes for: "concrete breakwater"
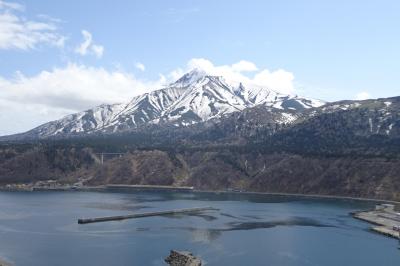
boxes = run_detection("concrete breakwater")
[352,204,400,240]
[78,207,216,224]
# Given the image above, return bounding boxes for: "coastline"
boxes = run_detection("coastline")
[1,184,399,204]
[193,189,400,205]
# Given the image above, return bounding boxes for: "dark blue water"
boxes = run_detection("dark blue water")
[0,191,399,266]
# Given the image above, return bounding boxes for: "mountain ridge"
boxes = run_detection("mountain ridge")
[0,69,325,140]
[0,92,399,200]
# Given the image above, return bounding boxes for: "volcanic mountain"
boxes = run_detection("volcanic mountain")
[10,69,324,139]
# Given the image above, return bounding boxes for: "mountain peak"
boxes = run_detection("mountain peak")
[172,68,218,87]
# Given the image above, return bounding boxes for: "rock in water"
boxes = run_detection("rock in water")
[0,258,12,266]
[165,250,202,266]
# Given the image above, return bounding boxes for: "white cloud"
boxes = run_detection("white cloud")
[135,62,146,71]
[231,60,258,72]
[355,91,371,100]
[91,44,104,58]
[186,58,295,94]
[0,0,23,11]
[0,58,296,135]
[75,30,104,58]
[0,58,294,113]
[74,30,91,55]
[0,64,167,135]
[0,0,65,50]
[0,64,162,111]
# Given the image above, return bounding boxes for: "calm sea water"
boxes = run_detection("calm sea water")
[0,191,399,266]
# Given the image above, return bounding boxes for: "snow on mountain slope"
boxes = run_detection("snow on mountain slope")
[161,75,248,125]
[235,82,324,110]
[18,69,326,138]
[31,103,126,137]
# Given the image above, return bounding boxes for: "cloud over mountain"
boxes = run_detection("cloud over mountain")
[174,58,295,95]
[0,58,297,135]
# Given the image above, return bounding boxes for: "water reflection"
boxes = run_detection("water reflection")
[189,228,222,243]
[115,190,300,204]
[0,211,31,220]
[224,217,333,231]
[165,216,333,244]
[220,212,243,220]
[242,215,262,220]
[186,213,218,221]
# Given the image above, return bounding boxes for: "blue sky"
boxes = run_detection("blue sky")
[0,0,399,135]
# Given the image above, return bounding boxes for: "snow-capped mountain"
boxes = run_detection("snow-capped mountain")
[15,69,325,138]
